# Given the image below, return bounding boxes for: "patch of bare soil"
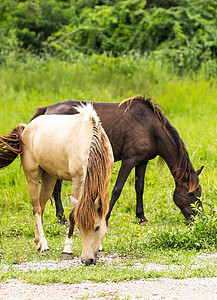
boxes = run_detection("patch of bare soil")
[1,278,217,300]
[1,254,217,299]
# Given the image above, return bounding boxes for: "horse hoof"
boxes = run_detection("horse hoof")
[139,219,151,225]
[59,216,68,225]
[61,252,73,260]
[98,244,104,252]
[41,248,50,253]
[37,247,50,253]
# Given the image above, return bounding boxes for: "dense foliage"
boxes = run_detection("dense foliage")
[0,0,217,73]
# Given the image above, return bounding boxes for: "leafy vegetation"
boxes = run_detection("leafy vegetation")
[0,0,217,73]
[0,56,216,283]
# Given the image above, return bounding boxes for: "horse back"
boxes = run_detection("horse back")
[31,98,161,163]
[22,114,93,181]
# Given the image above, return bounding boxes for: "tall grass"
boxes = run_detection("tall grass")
[0,54,217,282]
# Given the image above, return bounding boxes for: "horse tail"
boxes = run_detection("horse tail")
[74,104,113,231]
[0,124,26,169]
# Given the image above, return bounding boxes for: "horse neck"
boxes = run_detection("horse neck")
[156,126,193,182]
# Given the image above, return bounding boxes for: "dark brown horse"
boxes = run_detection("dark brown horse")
[30,96,203,224]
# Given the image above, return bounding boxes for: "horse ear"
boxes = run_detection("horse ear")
[196,166,204,176]
[94,197,102,213]
[69,194,78,209]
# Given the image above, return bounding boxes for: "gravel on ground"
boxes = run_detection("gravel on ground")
[1,254,217,299]
[1,277,217,300]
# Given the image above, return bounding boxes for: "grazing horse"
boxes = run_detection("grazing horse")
[31,96,203,224]
[0,104,113,264]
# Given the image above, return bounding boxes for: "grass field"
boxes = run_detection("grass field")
[0,55,217,283]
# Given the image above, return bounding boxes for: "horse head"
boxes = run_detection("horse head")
[70,195,107,265]
[173,166,204,222]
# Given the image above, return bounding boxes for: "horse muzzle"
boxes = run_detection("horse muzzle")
[81,252,98,265]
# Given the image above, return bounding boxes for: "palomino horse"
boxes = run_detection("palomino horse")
[0,104,113,264]
[31,96,203,224]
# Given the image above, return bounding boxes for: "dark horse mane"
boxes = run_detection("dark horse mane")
[120,96,199,192]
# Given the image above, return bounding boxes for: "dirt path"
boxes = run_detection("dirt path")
[1,256,217,299]
[1,277,217,299]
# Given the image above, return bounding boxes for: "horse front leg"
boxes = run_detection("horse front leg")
[61,210,75,259]
[135,161,149,223]
[61,179,80,259]
[106,160,134,225]
[53,179,67,224]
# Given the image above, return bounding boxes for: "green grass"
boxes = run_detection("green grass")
[0,55,217,284]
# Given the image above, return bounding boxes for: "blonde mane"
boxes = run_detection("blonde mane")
[74,106,111,232]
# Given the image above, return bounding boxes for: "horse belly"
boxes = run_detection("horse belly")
[35,144,72,180]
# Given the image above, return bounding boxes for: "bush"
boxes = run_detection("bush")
[0,0,217,73]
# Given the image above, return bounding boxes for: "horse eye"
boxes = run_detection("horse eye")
[95,226,100,232]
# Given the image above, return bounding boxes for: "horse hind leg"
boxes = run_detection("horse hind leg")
[22,160,43,251]
[40,171,57,218]
[38,171,57,252]
[53,179,67,224]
